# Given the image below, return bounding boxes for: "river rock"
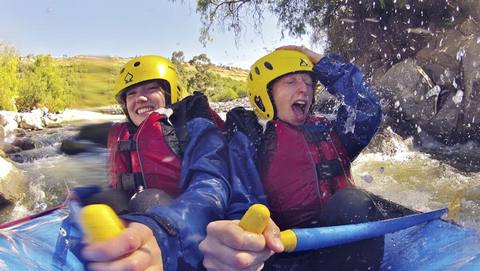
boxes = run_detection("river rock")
[0,112,19,142]
[14,128,27,137]
[59,122,115,155]
[209,97,251,113]
[415,19,480,140]
[60,139,104,155]
[0,156,28,207]
[77,122,115,147]
[42,113,64,128]
[1,144,22,154]
[459,0,480,22]
[15,113,44,130]
[12,137,36,151]
[364,125,414,156]
[377,19,480,146]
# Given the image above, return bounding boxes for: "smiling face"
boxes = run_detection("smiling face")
[124,81,167,126]
[271,72,314,126]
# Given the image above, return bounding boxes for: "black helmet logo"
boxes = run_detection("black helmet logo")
[124,72,133,84]
[299,59,309,67]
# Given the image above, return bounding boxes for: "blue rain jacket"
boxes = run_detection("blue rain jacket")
[121,117,237,270]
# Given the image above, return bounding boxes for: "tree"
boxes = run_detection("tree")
[187,53,214,93]
[171,50,188,82]
[171,50,185,64]
[191,0,465,75]
[0,44,20,111]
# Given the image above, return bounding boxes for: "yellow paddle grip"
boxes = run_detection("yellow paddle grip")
[80,204,124,243]
[239,204,298,252]
[239,204,270,234]
[280,229,297,252]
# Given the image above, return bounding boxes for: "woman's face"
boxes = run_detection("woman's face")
[271,72,314,126]
[125,81,167,126]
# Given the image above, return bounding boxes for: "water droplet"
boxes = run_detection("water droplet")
[456,48,465,61]
[452,90,464,105]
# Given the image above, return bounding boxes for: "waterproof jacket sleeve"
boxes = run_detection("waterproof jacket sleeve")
[224,107,269,219]
[122,117,230,271]
[313,54,382,160]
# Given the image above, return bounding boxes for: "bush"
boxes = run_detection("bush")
[16,55,73,112]
[0,44,20,111]
[207,74,246,100]
[211,87,238,102]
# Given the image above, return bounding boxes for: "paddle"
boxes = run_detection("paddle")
[239,204,448,252]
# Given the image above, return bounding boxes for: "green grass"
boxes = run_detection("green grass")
[56,56,247,109]
[58,56,127,108]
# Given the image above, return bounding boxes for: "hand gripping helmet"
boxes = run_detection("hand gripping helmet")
[247,49,314,121]
[114,55,187,106]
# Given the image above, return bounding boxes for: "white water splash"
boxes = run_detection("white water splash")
[452,90,464,105]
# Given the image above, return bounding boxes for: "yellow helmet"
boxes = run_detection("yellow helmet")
[247,49,314,121]
[114,55,187,105]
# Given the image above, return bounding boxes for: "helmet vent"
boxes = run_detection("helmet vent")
[299,59,309,67]
[120,68,125,74]
[264,62,273,70]
[134,61,141,67]
[255,67,260,75]
[249,73,253,81]
[254,96,265,112]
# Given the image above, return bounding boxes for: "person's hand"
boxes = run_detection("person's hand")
[82,222,163,271]
[199,219,283,271]
[276,45,323,64]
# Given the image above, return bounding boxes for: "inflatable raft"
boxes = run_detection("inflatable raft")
[0,197,479,270]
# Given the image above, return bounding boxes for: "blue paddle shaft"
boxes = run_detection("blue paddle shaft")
[293,208,448,252]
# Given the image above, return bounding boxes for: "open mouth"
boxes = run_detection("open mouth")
[292,100,307,116]
[136,106,155,115]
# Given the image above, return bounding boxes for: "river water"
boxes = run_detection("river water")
[2,122,480,231]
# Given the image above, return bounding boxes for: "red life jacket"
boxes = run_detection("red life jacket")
[107,112,182,198]
[260,116,353,229]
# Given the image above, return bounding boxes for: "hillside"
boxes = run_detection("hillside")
[58,55,248,109]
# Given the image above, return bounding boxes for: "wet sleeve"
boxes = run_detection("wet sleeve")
[225,108,268,219]
[122,117,230,271]
[313,54,382,160]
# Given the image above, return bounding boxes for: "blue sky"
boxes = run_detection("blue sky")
[0,0,320,69]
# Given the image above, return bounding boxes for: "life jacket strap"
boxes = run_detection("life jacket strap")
[119,172,145,192]
[117,140,137,151]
